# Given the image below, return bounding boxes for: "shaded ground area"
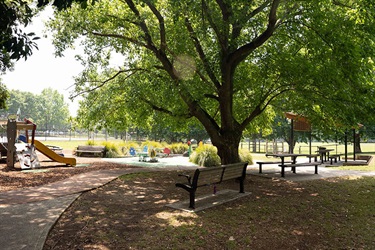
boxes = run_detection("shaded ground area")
[43,171,375,250]
[1,153,375,249]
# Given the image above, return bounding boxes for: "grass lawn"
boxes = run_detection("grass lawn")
[39,139,96,150]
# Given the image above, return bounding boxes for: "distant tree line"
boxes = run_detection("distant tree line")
[0,88,70,133]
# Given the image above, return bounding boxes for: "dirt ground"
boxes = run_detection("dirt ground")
[0,153,138,192]
[3,153,368,249]
[39,165,319,250]
[1,153,258,249]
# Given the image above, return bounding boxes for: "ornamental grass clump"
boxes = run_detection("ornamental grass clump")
[141,140,163,150]
[239,149,253,165]
[101,141,119,158]
[86,140,95,146]
[189,144,221,167]
[170,143,188,154]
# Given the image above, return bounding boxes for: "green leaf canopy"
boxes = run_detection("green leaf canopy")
[48,0,375,163]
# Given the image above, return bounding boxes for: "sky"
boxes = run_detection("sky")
[1,7,83,116]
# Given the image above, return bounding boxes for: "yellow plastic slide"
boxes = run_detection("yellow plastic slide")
[34,140,76,166]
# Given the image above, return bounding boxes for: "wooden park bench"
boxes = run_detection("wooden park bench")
[75,145,106,157]
[279,162,321,178]
[175,162,248,209]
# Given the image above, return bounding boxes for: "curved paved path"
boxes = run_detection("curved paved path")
[0,168,150,250]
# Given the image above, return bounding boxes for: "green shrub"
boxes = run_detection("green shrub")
[190,144,221,167]
[101,141,119,158]
[105,148,119,158]
[239,149,253,165]
[86,140,95,146]
[170,143,188,154]
[141,140,163,150]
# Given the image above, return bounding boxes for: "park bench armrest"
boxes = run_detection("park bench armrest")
[177,174,192,185]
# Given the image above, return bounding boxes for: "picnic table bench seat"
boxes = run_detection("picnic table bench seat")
[328,154,343,164]
[175,162,248,209]
[279,162,321,178]
[306,154,319,162]
[256,160,293,173]
[75,145,106,157]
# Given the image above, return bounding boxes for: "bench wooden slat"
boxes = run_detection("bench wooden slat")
[221,163,246,181]
[76,145,106,157]
[195,168,224,187]
[256,160,293,173]
[279,162,321,177]
[77,146,105,151]
[285,162,321,167]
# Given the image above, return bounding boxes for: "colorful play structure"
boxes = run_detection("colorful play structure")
[1,115,76,169]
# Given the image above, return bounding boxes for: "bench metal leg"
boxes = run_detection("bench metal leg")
[239,178,244,193]
[281,165,285,177]
[259,163,263,173]
[315,165,318,174]
[189,191,196,209]
[329,157,338,165]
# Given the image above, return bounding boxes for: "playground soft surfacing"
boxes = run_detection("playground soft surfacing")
[102,156,198,168]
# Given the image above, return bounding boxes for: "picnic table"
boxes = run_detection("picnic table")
[265,153,321,177]
[265,153,310,165]
[316,148,334,163]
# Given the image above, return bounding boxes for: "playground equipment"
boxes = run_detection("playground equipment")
[34,140,76,167]
[2,116,76,169]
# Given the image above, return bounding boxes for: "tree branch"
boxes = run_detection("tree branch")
[231,1,271,42]
[332,0,355,9]
[297,21,334,49]
[184,17,221,90]
[91,31,149,48]
[229,0,281,66]
[140,97,192,118]
[70,69,138,98]
[239,73,294,130]
[145,1,166,51]
[124,0,157,52]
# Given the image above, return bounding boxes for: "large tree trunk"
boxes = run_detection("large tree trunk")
[354,133,362,153]
[210,129,242,165]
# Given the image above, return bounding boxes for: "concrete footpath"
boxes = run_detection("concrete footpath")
[1,162,375,250]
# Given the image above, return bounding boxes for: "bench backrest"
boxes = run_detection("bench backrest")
[193,166,224,188]
[221,162,248,181]
[77,145,105,152]
[192,162,248,188]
